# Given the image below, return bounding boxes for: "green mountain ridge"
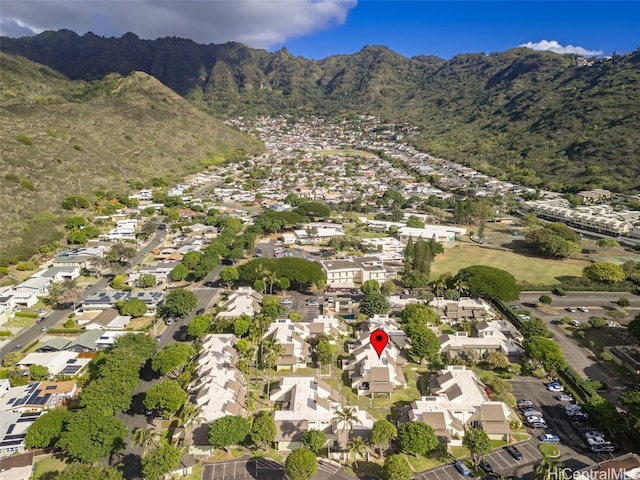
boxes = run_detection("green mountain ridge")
[0,51,263,262]
[2,30,639,193]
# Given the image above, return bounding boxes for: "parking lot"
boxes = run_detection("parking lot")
[202,458,344,480]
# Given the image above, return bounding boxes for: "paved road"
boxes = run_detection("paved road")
[0,228,167,362]
[514,293,630,403]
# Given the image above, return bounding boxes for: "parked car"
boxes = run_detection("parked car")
[565,403,582,412]
[584,431,605,440]
[522,408,543,417]
[547,382,565,392]
[196,308,205,315]
[556,394,574,402]
[280,298,293,305]
[587,437,610,446]
[539,434,561,443]
[591,444,615,453]
[453,460,472,476]
[37,316,46,323]
[570,320,582,327]
[510,305,520,310]
[165,318,173,326]
[572,413,590,423]
[566,307,577,312]
[478,460,494,474]
[155,335,162,343]
[517,400,534,409]
[41,326,49,332]
[505,445,524,460]
[12,344,23,351]
[526,416,547,428]
[578,306,589,312]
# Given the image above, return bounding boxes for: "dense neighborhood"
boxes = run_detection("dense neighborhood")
[1,115,640,480]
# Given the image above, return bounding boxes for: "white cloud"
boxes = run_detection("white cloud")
[0,0,357,49]
[519,40,603,57]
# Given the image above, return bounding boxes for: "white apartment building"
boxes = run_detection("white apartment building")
[321,256,388,288]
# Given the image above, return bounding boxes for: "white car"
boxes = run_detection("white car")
[556,394,574,402]
[585,431,605,439]
[280,298,293,305]
[526,416,547,428]
[578,306,589,312]
[566,307,577,313]
[522,409,543,417]
[547,384,565,392]
[587,437,611,446]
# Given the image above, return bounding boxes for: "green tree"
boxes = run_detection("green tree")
[597,238,620,253]
[170,264,189,282]
[455,265,520,301]
[521,317,549,338]
[141,444,182,480]
[55,463,123,480]
[382,454,413,480]
[182,251,203,270]
[285,448,318,480]
[403,323,440,364]
[144,379,187,418]
[397,421,438,456]
[523,336,566,374]
[138,273,157,288]
[151,344,195,375]
[617,297,631,307]
[111,274,127,290]
[220,267,240,289]
[533,457,565,480]
[349,436,367,468]
[315,338,335,367]
[400,303,438,325]
[333,406,358,440]
[25,408,71,448]
[486,351,510,370]
[250,413,277,449]
[380,280,397,296]
[371,419,397,456]
[29,364,49,380]
[233,314,252,338]
[583,262,626,283]
[164,289,198,316]
[361,279,381,295]
[208,415,250,451]
[67,230,87,245]
[187,314,211,339]
[538,295,552,304]
[65,216,86,230]
[359,293,390,317]
[589,317,607,328]
[302,429,326,453]
[462,426,492,468]
[132,427,160,456]
[57,411,128,463]
[117,298,148,317]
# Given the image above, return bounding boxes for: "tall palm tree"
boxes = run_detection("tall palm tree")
[349,436,367,468]
[260,337,283,404]
[332,406,358,448]
[176,402,202,448]
[533,457,565,480]
[132,427,159,455]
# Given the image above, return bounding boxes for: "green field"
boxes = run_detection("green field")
[431,244,590,284]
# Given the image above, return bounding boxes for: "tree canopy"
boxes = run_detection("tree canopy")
[583,262,626,283]
[525,222,581,258]
[397,421,438,456]
[163,289,198,316]
[382,454,413,480]
[285,448,318,480]
[151,343,196,375]
[239,258,325,287]
[25,408,71,448]
[462,426,492,467]
[250,413,277,449]
[141,444,182,480]
[144,379,187,419]
[455,265,520,301]
[302,429,326,453]
[208,415,250,450]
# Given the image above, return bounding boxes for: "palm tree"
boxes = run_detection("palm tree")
[332,406,358,447]
[132,427,159,455]
[260,337,283,404]
[176,402,202,448]
[349,436,367,468]
[533,457,565,480]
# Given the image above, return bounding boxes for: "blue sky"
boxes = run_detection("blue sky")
[1,1,638,59]
[281,1,640,59]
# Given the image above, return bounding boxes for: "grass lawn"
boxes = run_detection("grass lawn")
[404,454,445,472]
[208,447,246,462]
[7,316,36,328]
[126,316,153,330]
[538,443,560,457]
[182,463,203,480]
[431,244,589,284]
[511,432,531,442]
[32,454,69,479]
[248,447,283,462]
[450,446,469,458]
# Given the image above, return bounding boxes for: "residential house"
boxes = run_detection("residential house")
[64,330,108,352]
[11,277,52,298]
[0,305,9,326]
[32,266,80,283]
[321,256,388,288]
[574,453,640,480]
[359,237,405,260]
[128,262,179,285]
[263,320,311,371]
[17,351,91,377]
[36,337,72,353]
[0,451,34,480]
[270,376,375,456]
[306,315,349,339]
[405,366,519,445]
[342,316,408,397]
[81,291,162,314]
[0,412,40,457]
[438,320,524,359]
[217,287,262,319]
[190,335,248,445]
[0,381,78,412]
[51,254,93,270]
[84,308,131,330]
[429,297,492,323]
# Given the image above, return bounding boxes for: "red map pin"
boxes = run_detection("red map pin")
[370,329,389,359]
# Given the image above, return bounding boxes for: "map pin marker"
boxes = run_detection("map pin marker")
[370,328,389,359]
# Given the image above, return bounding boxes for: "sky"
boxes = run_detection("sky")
[1,1,638,60]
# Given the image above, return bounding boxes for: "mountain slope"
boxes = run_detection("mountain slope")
[2,31,639,194]
[0,52,263,262]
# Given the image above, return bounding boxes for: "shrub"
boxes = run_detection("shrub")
[0,331,11,337]
[20,179,35,191]
[4,173,19,182]
[600,351,613,361]
[617,297,631,307]
[64,319,76,329]
[14,311,38,318]
[532,368,546,378]
[16,262,36,271]
[552,287,566,296]
[16,134,33,146]
[538,295,552,304]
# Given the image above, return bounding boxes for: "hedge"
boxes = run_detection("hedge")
[46,328,85,334]
[0,331,11,337]
[14,311,39,318]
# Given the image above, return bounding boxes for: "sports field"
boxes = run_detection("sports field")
[431,243,590,284]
